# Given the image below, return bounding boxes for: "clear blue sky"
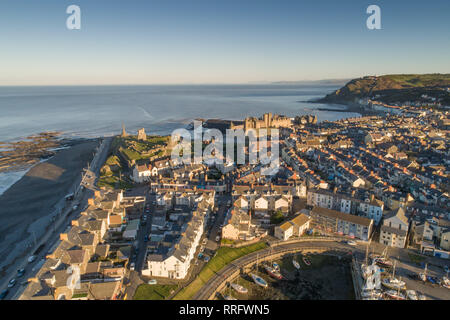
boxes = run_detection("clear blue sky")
[0,0,449,85]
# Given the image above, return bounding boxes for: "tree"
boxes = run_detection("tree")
[271,210,285,225]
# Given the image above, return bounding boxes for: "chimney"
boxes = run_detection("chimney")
[60,233,68,241]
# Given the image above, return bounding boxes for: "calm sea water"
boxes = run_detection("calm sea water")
[0,84,359,194]
[0,84,358,142]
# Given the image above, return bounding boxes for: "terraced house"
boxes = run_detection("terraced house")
[19,190,136,300]
[143,210,205,279]
[310,206,373,241]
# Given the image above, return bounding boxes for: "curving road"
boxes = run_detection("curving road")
[193,239,359,300]
[193,238,450,300]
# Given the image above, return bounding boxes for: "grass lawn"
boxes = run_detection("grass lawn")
[105,155,120,166]
[220,238,236,245]
[98,174,133,190]
[133,284,178,300]
[408,253,426,265]
[173,241,268,300]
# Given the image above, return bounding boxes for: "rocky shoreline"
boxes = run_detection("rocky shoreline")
[0,132,93,173]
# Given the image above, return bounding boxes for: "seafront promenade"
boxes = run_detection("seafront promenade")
[0,137,113,299]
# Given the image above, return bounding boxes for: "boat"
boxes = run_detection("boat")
[419,273,427,282]
[373,247,393,268]
[302,257,311,266]
[406,290,419,300]
[360,261,382,299]
[250,273,268,288]
[440,276,450,289]
[374,257,393,268]
[361,289,383,300]
[272,262,280,272]
[263,264,283,280]
[427,275,438,285]
[384,290,406,300]
[382,277,406,290]
[381,261,406,291]
[230,283,248,294]
[292,259,301,270]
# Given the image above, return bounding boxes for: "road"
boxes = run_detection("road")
[1,136,113,300]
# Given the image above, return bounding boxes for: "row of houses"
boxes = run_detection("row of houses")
[20,190,142,300]
[307,188,384,225]
[141,190,215,279]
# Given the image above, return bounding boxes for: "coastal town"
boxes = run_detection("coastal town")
[2,95,450,300]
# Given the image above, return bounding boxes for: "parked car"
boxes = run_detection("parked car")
[148,279,157,285]
[204,256,210,263]
[444,265,449,273]
[27,255,36,263]
[0,290,8,300]
[407,273,419,280]
[7,279,16,288]
[17,269,25,277]
[347,240,357,246]
[215,235,221,242]
[130,262,135,271]
[144,235,149,242]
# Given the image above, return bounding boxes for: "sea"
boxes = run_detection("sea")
[0,84,359,195]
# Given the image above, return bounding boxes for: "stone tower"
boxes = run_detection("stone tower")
[137,128,147,141]
[121,124,128,137]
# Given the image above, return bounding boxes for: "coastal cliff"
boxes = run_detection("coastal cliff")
[315,74,450,106]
